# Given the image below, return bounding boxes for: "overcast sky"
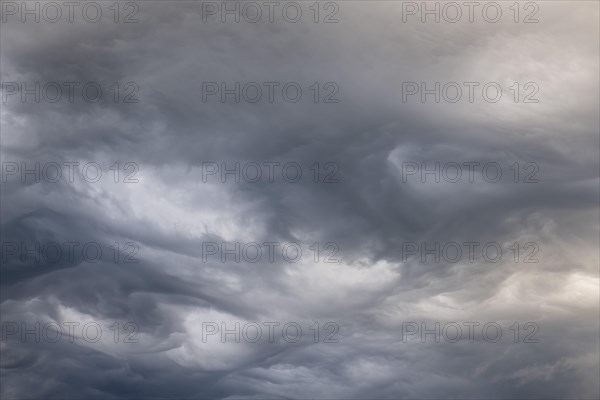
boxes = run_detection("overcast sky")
[1,1,599,399]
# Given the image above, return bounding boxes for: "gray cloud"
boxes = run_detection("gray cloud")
[1,1,599,399]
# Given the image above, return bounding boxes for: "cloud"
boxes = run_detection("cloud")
[1,1,598,399]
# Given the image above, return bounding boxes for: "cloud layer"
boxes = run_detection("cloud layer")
[1,1,599,399]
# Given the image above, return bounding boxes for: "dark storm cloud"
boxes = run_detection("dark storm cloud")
[1,1,598,399]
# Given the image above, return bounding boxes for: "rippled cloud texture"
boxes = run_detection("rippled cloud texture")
[1,1,599,399]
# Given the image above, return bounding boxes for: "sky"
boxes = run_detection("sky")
[1,1,599,399]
